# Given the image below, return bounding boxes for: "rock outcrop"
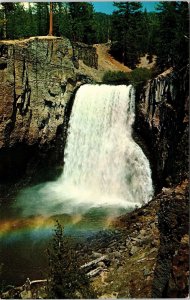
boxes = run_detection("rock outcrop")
[0,36,98,184]
[0,37,75,148]
[73,42,98,69]
[152,180,188,298]
[134,67,189,190]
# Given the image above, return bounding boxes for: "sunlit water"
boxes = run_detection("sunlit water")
[0,84,153,285]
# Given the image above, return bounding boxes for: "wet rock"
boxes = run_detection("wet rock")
[162,187,173,194]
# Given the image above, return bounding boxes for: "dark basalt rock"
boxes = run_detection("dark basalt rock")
[152,180,189,298]
[134,67,189,191]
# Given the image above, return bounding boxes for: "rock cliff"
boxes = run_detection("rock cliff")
[0,37,97,184]
[134,67,189,190]
[133,67,189,297]
[73,42,98,69]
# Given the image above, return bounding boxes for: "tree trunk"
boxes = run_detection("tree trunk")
[49,2,53,36]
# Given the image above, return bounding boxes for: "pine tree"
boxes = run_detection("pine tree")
[68,2,96,44]
[53,3,72,38]
[94,12,111,43]
[111,2,143,68]
[146,12,160,57]
[34,3,49,36]
[1,3,15,39]
[156,1,189,70]
[47,221,95,299]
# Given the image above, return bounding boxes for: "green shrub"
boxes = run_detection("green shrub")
[127,67,152,89]
[102,68,152,91]
[102,70,130,85]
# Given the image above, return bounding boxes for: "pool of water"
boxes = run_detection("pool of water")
[0,187,130,287]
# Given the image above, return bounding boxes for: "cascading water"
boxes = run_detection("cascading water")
[15,84,153,216]
[60,84,153,209]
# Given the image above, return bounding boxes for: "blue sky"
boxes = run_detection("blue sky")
[92,2,158,14]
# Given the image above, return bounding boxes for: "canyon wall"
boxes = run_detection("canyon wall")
[134,67,189,190]
[134,67,189,297]
[0,37,97,184]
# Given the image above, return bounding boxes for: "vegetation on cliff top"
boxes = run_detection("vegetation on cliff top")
[0,2,188,71]
[102,68,152,90]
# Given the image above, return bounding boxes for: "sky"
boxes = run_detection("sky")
[92,2,158,14]
[4,1,158,14]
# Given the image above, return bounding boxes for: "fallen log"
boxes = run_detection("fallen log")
[30,279,47,286]
[87,267,104,278]
[80,255,110,271]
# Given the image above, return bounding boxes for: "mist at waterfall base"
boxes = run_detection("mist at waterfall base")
[14,84,153,227]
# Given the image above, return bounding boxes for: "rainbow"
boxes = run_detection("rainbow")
[0,212,114,243]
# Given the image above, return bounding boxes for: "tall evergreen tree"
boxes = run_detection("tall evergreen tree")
[68,2,96,44]
[35,3,49,36]
[146,12,160,57]
[25,3,37,37]
[53,3,72,38]
[47,221,95,299]
[94,12,111,43]
[156,1,189,70]
[0,3,36,39]
[111,2,143,68]
[1,3,15,38]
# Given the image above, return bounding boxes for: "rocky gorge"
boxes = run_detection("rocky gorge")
[0,37,189,298]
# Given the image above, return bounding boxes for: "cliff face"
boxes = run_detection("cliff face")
[73,42,98,69]
[0,37,97,183]
[135,67,189,190]
[134,68,189,297]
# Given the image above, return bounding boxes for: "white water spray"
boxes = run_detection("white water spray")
[16,84,153,216]
[60,83,153,207]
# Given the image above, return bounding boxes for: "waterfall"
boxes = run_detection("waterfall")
[16,84,153,216]
[56,84,153,211]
